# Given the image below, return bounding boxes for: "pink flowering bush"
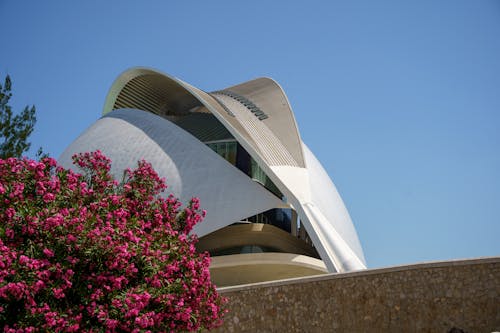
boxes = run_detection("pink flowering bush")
[0,151,226,332]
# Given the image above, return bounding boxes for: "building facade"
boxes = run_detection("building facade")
[59,67,366,286]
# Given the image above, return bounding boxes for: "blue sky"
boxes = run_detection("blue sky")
[1,0,499,268]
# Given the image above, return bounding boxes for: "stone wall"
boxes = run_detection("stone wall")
[212,257,500,332]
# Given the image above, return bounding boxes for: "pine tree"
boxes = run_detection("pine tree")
[0,75,36,159]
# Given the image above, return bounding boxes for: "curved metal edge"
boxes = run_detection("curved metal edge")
[210,253,327,272]
[302,142,366,266]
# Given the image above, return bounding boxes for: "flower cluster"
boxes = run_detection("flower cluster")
[0,151,226,332]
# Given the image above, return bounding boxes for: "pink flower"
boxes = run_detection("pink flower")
[52,288,66,299]
[34,280,45,292]
[5,207,16,218]
[42,248,54,258]
[43,193,55,203]
[19,255,29,265]
[5,228,14,239]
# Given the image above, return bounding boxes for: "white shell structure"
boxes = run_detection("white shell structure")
[59,67,366,285]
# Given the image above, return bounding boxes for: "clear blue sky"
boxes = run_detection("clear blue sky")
[1,0,499,268]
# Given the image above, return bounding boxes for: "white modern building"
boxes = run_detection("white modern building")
[59,67,366,286]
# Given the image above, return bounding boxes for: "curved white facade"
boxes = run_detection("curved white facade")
[59,67,366,276]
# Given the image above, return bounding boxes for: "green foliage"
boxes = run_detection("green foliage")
[0,75,36,159]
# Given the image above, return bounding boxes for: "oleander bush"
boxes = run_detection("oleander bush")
[0,151,226,332]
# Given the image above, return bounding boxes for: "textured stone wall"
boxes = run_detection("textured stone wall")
[212,257,500,332]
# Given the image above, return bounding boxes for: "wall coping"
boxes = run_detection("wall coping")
[217,256,500,293]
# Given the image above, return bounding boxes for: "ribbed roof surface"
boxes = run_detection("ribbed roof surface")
[222,78,305,168]
[212,93,300,167]
[112,74,201,116]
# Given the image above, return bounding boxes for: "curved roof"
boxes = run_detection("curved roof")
[61,67,366,273]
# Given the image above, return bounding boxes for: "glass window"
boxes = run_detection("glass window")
[226,142,237,165]
[250,159,282,198]
[207,141,282,198]
[206,140,237,166]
